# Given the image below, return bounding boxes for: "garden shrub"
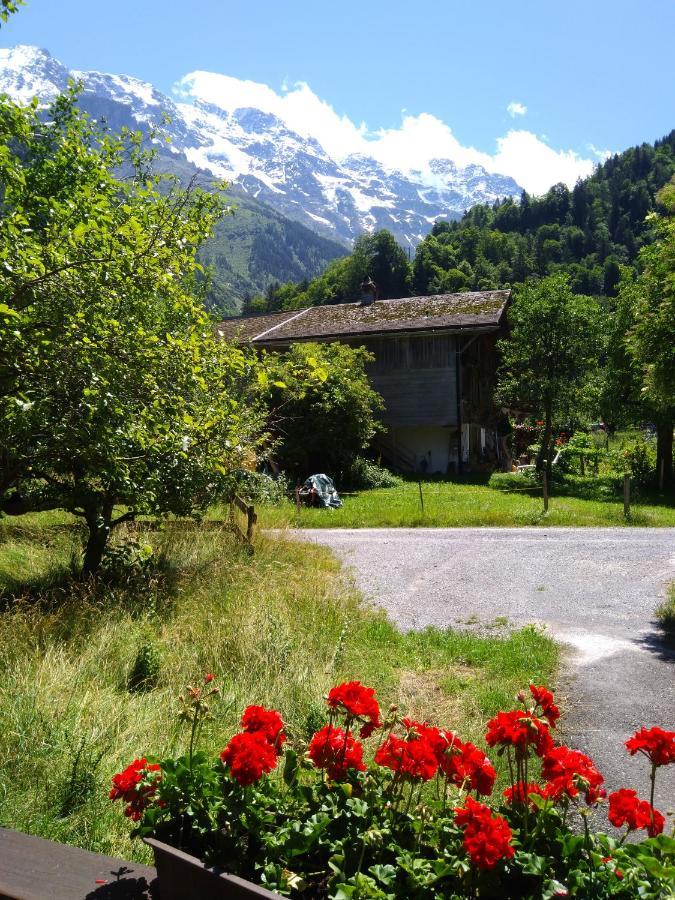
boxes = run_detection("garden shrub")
[344,457,402,490]
[608,438,657,484]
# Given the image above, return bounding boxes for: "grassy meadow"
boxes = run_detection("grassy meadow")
[258,475,675,529]
[0,514,558,862]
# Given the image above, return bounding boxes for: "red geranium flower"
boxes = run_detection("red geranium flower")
[240,705,286,752]
[374,733,438,781]
[204,673,215,683]
[542,746,605,805]
[608,788,665,837]
[307,725,366,780]
[326,681,382,737]
[625,727,675,767]
[441,740,496,796]
[109,758,161,821]
[485,710,553,757]
[455,797,514,870]
[529,685,560,727]
[220,731,278,786]
[503,782,550,806]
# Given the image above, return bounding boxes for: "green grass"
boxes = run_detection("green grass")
[655,582,675,638]
[0,514,558,862]
[259,475,675,529]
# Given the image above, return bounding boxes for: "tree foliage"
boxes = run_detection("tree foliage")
[0,91,264,572]
[261,342,384,478]
[247,230,411,312]
[0,0,23,25]
[622,179,675,484]
[495,275,603,473]
[412,133,675,297]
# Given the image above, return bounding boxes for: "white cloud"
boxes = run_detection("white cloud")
[588,143,613,162]
[175,71,597,196]
[507,101,527,118]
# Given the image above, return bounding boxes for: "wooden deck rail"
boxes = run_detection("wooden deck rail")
[0,827,158,899]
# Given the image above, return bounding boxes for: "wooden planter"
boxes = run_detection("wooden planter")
[144,837,281,900]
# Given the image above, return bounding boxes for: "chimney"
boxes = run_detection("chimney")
[360,277,379,306]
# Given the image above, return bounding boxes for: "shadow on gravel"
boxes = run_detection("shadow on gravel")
[633,629,675,663]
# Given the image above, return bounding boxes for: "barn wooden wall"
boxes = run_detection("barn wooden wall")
[362,334,458,428]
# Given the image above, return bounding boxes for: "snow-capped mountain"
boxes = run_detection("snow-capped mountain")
[0,46,522,246]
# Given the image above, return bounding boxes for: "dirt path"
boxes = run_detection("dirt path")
[290,527,675,813]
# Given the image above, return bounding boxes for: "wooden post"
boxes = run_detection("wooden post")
[543,464,549,513]
[623,474,631,519]
[417,479,425,515]
[246,504,257,542]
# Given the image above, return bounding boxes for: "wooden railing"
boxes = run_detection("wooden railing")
[0,827,156,899]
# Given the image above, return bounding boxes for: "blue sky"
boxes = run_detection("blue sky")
[3,0,674,193]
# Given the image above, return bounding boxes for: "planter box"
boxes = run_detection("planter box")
[144,837,281,900]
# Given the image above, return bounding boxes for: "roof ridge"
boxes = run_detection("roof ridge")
[251,306,313,341]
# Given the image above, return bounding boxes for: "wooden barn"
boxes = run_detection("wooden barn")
[216,289,511,474]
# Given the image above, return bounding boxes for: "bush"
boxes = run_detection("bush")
[608,438,656,484]
[344,457,402,490]
[128,636,162,694]
[262,342,384,477]
[233,470,290,505]
[111,679,675,898]
[99,538,154,583]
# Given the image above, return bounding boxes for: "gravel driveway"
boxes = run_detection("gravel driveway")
[292,527,675,813]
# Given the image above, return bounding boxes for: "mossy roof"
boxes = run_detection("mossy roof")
[216,290,510,344]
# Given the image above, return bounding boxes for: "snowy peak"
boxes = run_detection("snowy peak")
[0,45,523,246]
[0,44,71,102]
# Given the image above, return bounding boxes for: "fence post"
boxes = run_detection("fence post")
[543,464,549,513]
[246,504,257,542]
[417,479,425,515]
[623,474,631,519]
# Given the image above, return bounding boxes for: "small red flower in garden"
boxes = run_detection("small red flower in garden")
[608,789,665,836]
[503,782,550,805]
[542,746,606,805]
[485,709,553,757]
[308,725,366,780]
[529,684,560,726]
[402,719,448,756]
[455,797,514,870]
[220,731,279,786]
[442,740,497,796]
[375,733,438,781]
[625,726,675,767]
[204,673,215,683]
[241,705,286,752]
[109,758,161,821]
[327,681,382,737]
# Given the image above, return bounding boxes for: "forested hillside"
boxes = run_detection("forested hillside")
[246,130,675,312]
[412,130,675,297]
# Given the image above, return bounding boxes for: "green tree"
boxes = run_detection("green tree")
[262,342,383,478]
[0,92,263,573]
[0,0,23,24]
[625,180,675,486]
[496,274,603,475]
